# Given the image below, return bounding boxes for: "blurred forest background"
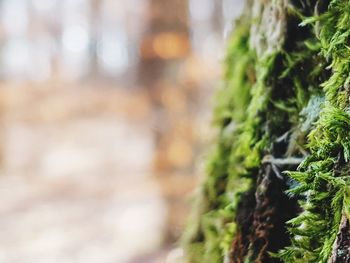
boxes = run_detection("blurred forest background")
[0,0,243,262]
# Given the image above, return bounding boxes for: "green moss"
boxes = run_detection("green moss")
[183,1,350,262]
[278,1,350,262]
[214,21,255,125]
[181,14,256,262]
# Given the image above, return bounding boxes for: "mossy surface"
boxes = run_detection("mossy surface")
[182,13,256,262]
[279,1,350,262]
[182,0,350,262]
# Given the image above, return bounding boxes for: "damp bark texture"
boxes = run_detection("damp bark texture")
[182,0,350,262]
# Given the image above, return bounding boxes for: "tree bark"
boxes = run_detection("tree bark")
[183,0,350,262]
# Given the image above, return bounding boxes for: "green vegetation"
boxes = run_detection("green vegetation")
[183,0,350,262]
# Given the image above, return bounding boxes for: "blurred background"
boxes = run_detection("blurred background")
[0,0,243,262]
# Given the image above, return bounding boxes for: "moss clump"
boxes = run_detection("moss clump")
[183,0,350,262]
[182,13,256,262]
[278,1,350,262]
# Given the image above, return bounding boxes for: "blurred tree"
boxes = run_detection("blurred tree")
[138,0,189,87]
[89,0,101,76]
[183,0,350,262]
[138,0,194,244]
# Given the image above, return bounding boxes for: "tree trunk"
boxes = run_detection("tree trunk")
[183,0,350,262]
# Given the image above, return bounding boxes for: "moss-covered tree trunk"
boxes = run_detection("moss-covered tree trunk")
[183,0,350,262]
